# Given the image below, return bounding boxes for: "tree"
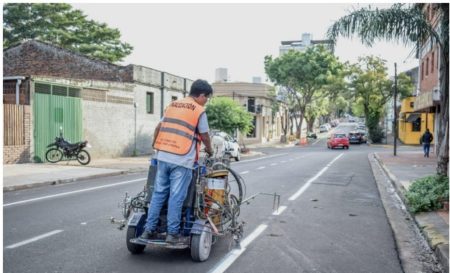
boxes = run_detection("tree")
[3,3,133,62]
[265,45,344,140]
[328,3,448,175]
[205,97,254,136]
[348,56,413,143]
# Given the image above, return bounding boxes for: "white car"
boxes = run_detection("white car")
[210,131,241,161]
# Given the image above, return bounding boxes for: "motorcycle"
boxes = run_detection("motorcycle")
[45,128,91,165]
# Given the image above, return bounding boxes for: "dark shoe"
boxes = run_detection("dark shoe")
[165,234,187,245]
[139,230,156,240]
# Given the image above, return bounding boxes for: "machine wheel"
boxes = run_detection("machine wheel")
[126,226,145,254]
[191,224,212,262]
[45,148,63,163]
[77,150,91,165]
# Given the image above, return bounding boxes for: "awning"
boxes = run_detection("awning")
[406,113,421,122]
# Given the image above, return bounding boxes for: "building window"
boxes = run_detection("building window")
[410,102,414,108]
[247,97,255,113]
[146,92,154,114]
[171,96,178,101]
[431,52,435,73]
[426,57,429,76]
[247,116,256,138]
[412,117,421,132]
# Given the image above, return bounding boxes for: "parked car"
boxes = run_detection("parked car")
[327,133,349,149]
[348,130,367,144]
[210,131,241,161]
[319,124,330,133]
[306,132,317,139]
[358,130,368,144]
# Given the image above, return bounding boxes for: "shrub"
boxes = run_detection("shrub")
[405,175,449,213]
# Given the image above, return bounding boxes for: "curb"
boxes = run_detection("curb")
[373,152,449,273]
[3,170,127,192]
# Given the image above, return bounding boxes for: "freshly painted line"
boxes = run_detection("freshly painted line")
[240,171,249,175]
[272,206,287,215]
[257,166,265,170]
[208,224,268,273]
[6,230,63,249]
[270,163,278,166]
[235,153,288,164]
[4,178,146,207]
[288,153,344,201]
[312,138,321,145]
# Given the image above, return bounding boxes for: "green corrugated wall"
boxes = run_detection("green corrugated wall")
[33,83,83,162]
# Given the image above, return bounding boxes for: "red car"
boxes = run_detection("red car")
[327,133,349,149]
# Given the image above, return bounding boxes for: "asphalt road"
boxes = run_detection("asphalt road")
[4,127,405,273]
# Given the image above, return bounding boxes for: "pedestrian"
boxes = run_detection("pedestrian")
[139,79,214,244]
[420,128,433,158]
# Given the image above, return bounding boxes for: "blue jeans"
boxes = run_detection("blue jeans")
[144,161,192,235]
[423,143,430,157]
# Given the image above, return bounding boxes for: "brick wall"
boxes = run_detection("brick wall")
[4,40,133,82]
[3,106,31,164]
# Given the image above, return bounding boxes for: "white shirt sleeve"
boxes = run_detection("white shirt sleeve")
[197,112,209,134]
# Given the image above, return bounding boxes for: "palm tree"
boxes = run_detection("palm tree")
[328,3,449,176]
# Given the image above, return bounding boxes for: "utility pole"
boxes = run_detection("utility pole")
[393,63,398,156]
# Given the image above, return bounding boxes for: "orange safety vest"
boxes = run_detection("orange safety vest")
[154,97,204,156]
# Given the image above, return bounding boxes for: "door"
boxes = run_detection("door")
[33,82,83,162]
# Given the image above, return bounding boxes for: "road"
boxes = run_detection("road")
[4,124,405,273]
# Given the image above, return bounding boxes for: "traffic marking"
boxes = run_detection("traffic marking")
[270,163,278,166]
[257,166,265,170]
[272,206,287,215]
[234,153,288,164]
[208,224,268,273]
[240,171,249,175]
[288,153,344,201]
[5,230,63,249]
[4,178,146,207]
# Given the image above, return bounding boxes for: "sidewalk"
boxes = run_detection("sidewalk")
[3,150,263,192]
[374,151,449,273]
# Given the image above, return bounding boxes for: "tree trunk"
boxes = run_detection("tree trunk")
[436,57,449,176]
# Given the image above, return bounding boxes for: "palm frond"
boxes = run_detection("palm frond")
[327,4,441,50]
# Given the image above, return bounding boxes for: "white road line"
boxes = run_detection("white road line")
[240,171,249,175]
[288,153,344,201]
[272,206,287,215]
[235,153,288,164]
[312,138,321,145]
[5,230,63,249]
[257,166,265,170]
[4,178,146,207]
[208,224,268,273]
[281,161,287,163]
[270,163,278,166]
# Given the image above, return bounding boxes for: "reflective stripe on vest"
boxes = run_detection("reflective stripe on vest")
[154,97,204,155]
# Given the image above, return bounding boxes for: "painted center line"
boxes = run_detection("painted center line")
[281,161,287,163]
[208,224,268,273]
[234,153,288,164]
[4,178,146,207]
[240,171,249,175]
[270,163,278,166]
[6,230,63,249]
[257,166,265,170]
[288,153,344,201]
[272,205,287,216]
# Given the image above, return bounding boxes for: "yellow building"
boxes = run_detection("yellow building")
[398,97,434,144]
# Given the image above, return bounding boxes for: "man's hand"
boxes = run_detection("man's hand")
[205,147,214,157]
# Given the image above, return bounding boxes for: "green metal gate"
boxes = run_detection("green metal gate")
[33,82,83,162]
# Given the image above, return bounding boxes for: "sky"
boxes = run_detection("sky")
[72,3,419,84]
